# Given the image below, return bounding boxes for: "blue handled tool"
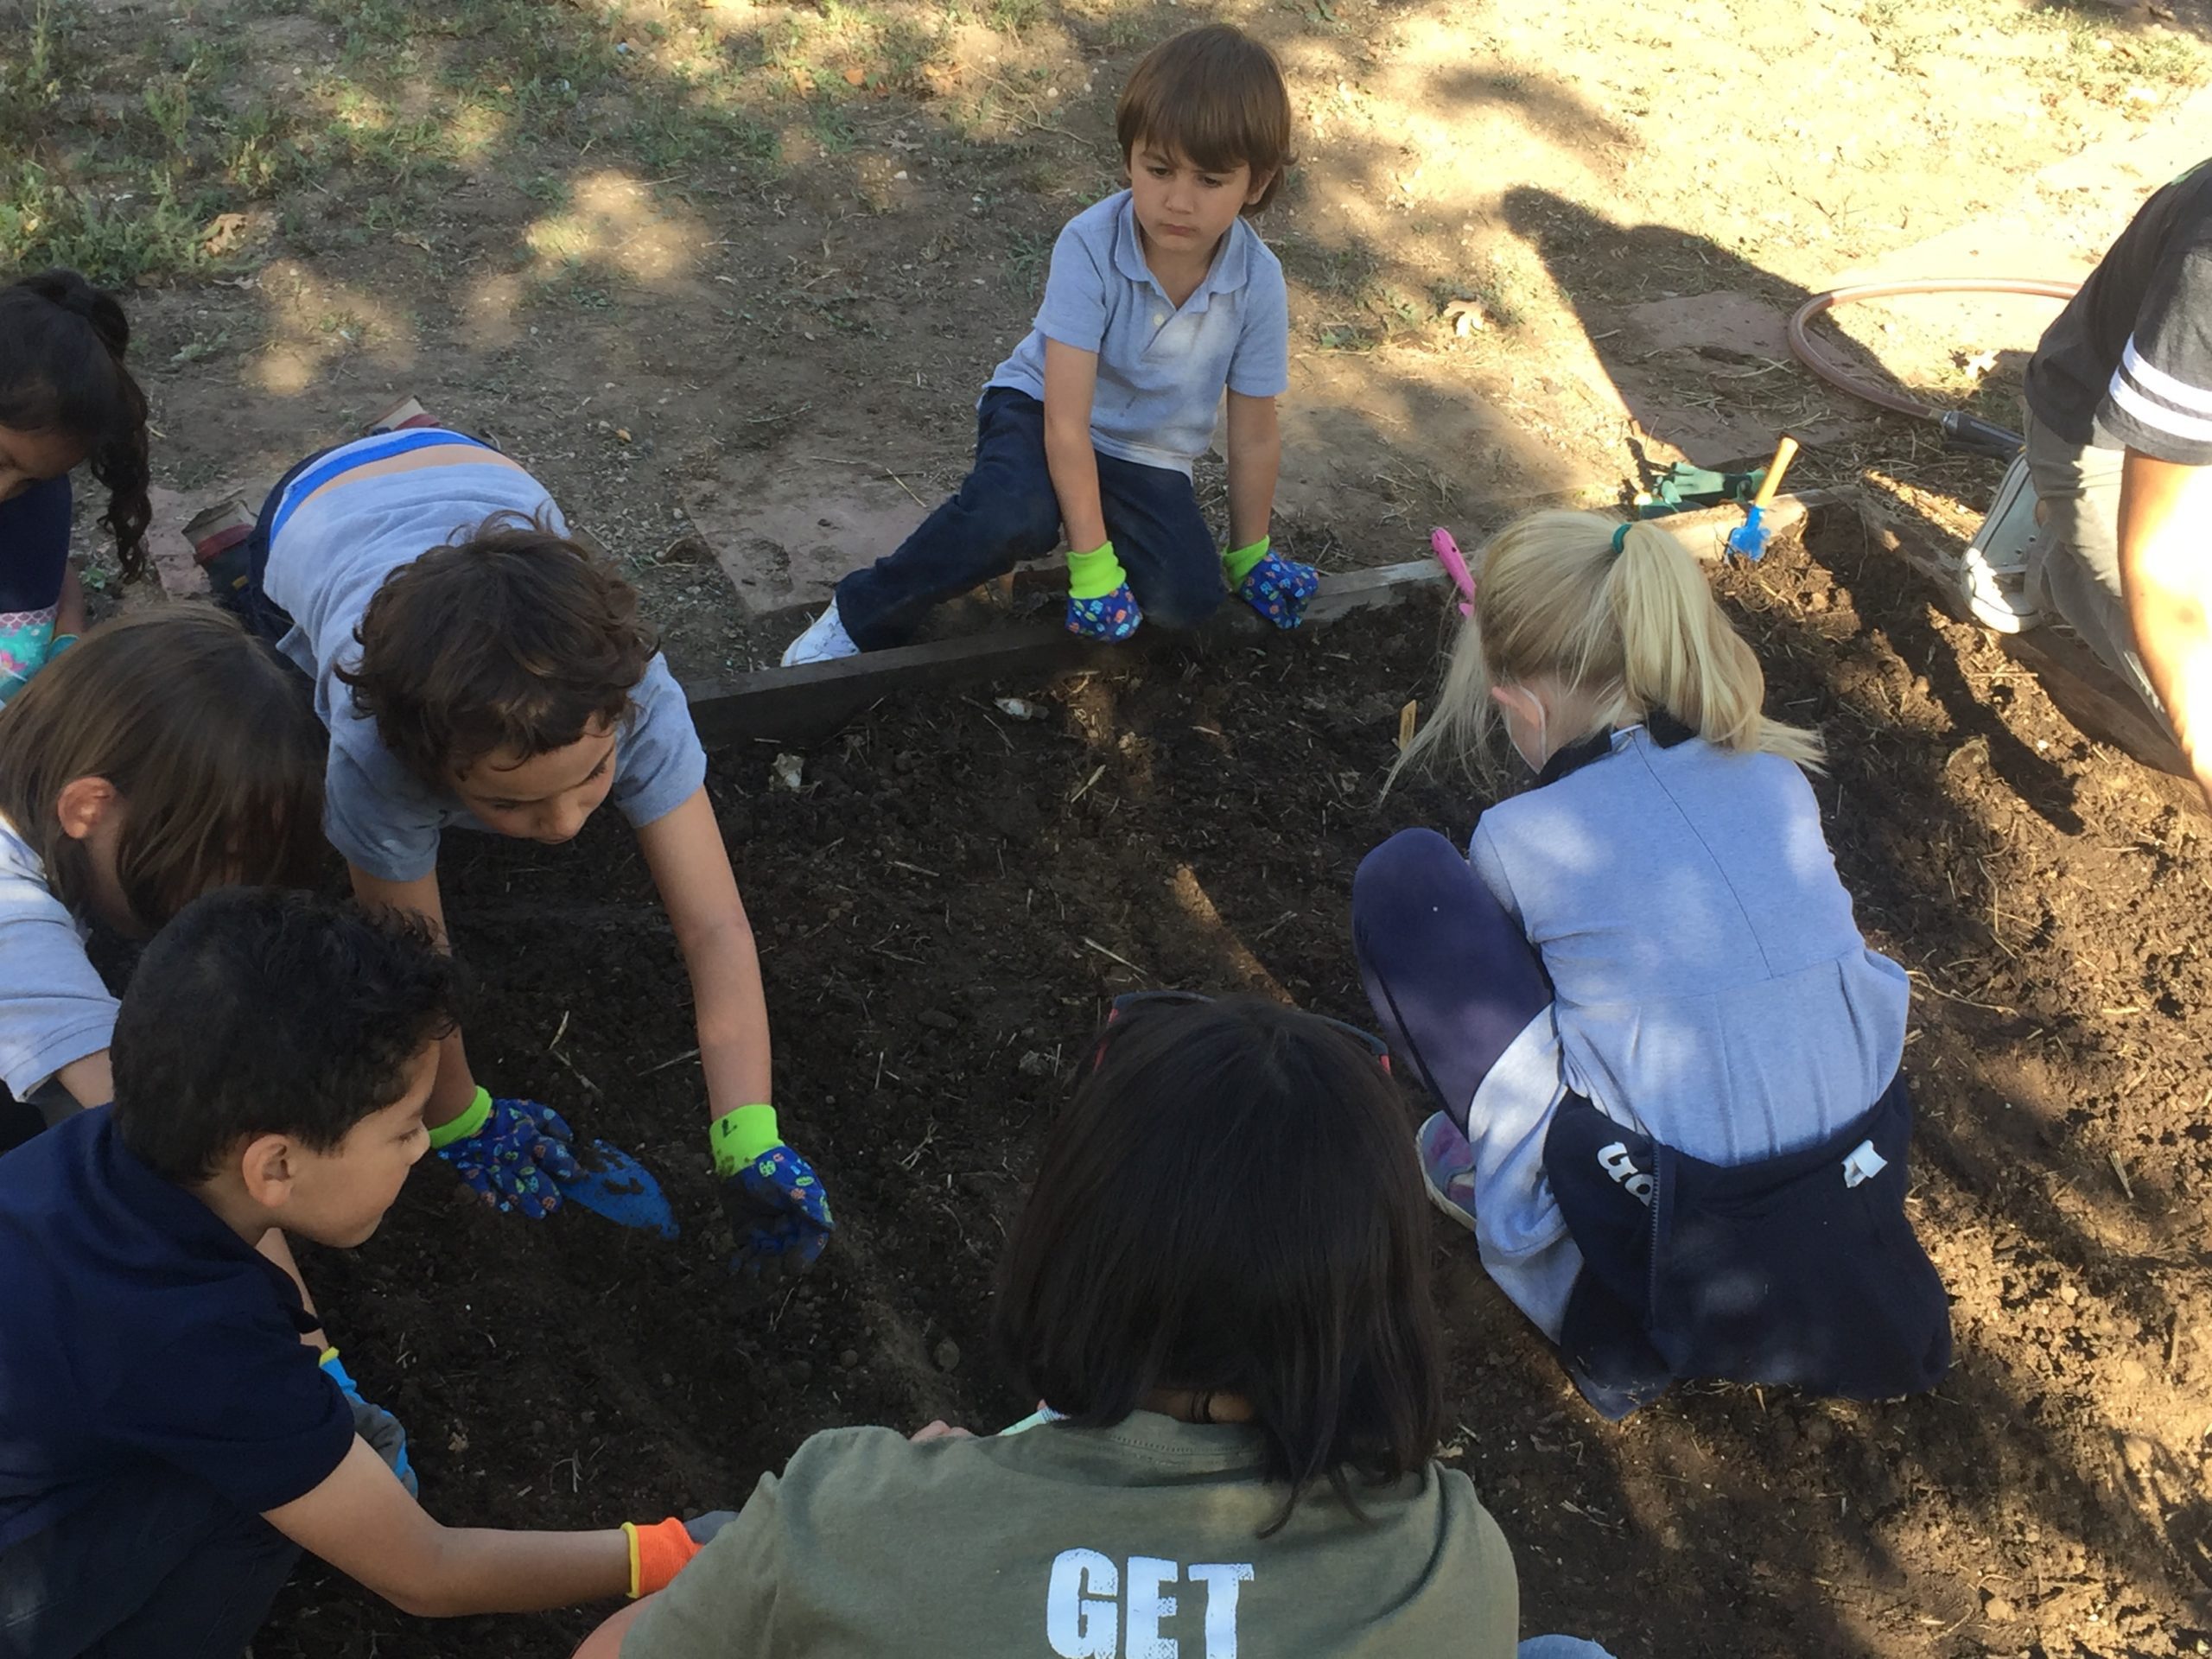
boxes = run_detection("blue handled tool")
[1725,435,1801,561]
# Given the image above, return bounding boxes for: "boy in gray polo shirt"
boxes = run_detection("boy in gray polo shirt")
[785,24,1316,664]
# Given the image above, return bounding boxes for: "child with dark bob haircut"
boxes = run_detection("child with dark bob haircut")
[224,421,823,1269]
[0,270,152,702]
[784,23,1318,665]
[0,888,732,1656]
[577,997,1622,1659]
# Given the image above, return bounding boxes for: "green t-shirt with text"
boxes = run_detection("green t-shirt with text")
[626,1410,1519,1657]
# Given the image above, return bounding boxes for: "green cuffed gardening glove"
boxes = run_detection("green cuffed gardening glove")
[429,1087,579,1217]
[712,1104,834,1278]
[1065,543,1142,641]
[1225,537,1319,629]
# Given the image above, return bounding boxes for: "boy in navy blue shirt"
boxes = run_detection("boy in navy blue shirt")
[0,888,722,1656]
[784,24,1318,664]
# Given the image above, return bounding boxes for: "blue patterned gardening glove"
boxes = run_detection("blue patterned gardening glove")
[711,1105,835,1278]
[1065,542,1142,642]
[429,1088,582,1219]
[1225,537,1319,630]
[321,1349,417,1497]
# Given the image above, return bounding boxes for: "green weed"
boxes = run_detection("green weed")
[980,0,1046,36]
[1005,226,1050,294]
[142,74,197,162]
[2022,10,2206,105]
[629,102,780,174]
[0,162,215,283]
[808,97,859,155]
[1,0,72,144]
[219,105,309,196]
[1279,235,1381,304]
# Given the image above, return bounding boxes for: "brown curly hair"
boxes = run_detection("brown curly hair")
[337,512,658,790]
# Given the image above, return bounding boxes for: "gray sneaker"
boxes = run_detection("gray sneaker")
[1961,454,2045,633]
[781,601,860,667]
[1416,1112,1478,1232]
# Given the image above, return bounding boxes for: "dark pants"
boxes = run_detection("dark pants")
[834,389,1225,650]
[0,476,71,613]
[0,1079,77,1157]
[0,1468,300,1658]
[1351,828,1553,1132]
[219,448,329,645]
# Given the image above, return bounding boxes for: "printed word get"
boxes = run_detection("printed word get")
[1046,1549,1255,1659]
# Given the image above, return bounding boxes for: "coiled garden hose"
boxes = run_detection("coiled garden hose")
[1785,277,2083,459]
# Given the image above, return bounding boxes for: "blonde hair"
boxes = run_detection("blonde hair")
[1396,510,1821,785]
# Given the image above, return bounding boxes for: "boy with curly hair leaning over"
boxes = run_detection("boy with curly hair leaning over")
[220,423,830,1274]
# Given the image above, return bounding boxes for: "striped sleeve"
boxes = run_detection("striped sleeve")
[2098,244,2212,466]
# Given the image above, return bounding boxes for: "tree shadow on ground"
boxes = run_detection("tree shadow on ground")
[1503,185,2103,839]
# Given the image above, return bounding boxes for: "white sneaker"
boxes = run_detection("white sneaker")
[1961,454,2045,634]
[780,601,860,667]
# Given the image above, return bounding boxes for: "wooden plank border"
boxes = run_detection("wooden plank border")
[683,491,1846,748]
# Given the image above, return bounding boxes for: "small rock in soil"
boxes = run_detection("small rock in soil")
[659,533,713,565]
[918,1008,957,1031]
[934,1338,961,1372]
[1984,1594,2018,1623]
[838,1348,860,1369]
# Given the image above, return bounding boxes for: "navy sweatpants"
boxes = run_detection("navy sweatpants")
[1351,827,1553,1131]
[834,389,1226,649]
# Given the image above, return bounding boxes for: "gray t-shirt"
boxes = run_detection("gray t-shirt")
[262,431,707,883]
[0,816,115,1100]
[1456,728,1910,1340]
[626,1413,1519,1658]
[988,192,1291,476]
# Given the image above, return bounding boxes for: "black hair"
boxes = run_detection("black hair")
[0,269,151,579]
[111,887,461,1184]
[993,996,1445,1533]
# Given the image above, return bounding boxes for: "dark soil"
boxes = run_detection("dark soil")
[266,515,2212,1658]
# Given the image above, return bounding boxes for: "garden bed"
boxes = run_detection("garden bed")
[276,512,2212,1657]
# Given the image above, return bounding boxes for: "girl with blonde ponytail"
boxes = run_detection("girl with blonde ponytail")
[1358,511,1948,1419]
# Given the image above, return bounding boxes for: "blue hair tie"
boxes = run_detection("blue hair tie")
[1611,522,1631,554]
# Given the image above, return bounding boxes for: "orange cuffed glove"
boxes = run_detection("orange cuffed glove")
[621,1512,734,1598]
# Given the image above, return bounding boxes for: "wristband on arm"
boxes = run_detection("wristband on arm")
[425,1086,493,1150]
[1065,542,1128,601]
[1222,537,1272,583]
[622,1517,703,1598]
[709,1103,780,1178]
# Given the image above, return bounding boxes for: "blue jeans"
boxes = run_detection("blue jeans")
[834,388,1225,650]
[0,1468,300,1657]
